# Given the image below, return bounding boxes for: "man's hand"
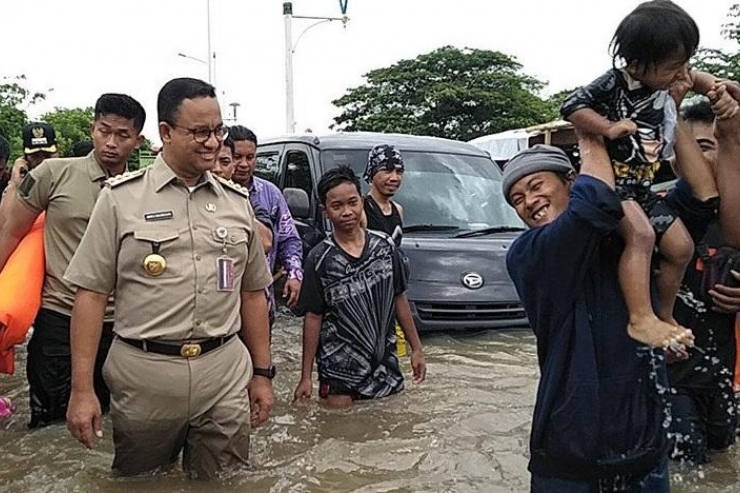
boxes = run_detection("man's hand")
[248,376,273,427]
[67,390,103,449]
[709,83,740,120]
[9,158,28,187]
[410,349,427,384]
[605,119,637,140]
[709,271,740,313]
[293,377,313,402]
[665,345,690,364]
[283,278,302,310]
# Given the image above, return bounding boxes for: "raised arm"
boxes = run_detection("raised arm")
[673,118,718,201]
[577,131,616,188]
[713,83,740,248]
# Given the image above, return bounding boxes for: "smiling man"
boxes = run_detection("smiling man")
[504,141,675,491]
[0,94,145,429]
[503,111,729,490]
[65,78,274,478]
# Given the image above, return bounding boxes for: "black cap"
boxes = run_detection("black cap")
[23,122,58,155]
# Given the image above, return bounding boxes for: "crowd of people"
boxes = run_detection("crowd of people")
[0,78,425,478]
[0,0,739,490]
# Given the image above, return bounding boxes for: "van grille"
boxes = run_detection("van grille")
[415,302,526,322]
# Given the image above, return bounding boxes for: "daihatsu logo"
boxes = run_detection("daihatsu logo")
[461,272,484,289]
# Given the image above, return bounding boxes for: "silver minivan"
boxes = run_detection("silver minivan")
[257,132,529,333]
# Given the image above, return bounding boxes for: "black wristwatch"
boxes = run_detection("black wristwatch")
[253,365,276,379]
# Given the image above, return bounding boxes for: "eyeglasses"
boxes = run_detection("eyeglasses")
[170,123,229,144]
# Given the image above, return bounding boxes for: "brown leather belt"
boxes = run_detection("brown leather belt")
[118,333,236,358]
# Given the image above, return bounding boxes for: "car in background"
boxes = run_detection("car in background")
[256,132,529,333]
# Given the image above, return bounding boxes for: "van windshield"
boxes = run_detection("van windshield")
[320,149,524,233]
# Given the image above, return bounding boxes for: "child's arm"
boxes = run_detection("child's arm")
[688,70,739,119]
[567,108,637,141]
[394,294,426,383]
[561,70,637,140]
[294,312,322,401]
[690,70,718,96]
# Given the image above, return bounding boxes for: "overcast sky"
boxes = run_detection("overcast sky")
[1,0,736,145]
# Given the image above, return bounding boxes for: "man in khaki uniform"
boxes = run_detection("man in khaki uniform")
[65,77,275,479]
[0,122,59,223]
[0,95,146,428]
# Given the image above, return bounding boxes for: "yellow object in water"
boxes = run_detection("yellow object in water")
[395,324,408,357]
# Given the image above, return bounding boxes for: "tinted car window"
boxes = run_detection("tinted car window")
[320,149,523,231]
[284,150,313,199]
[255,151,281,185]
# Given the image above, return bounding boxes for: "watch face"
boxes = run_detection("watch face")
[254,366,276,378]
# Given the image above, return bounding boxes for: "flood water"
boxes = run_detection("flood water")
[1,313,739,492]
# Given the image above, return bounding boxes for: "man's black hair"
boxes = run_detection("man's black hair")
[229,125,258,146]
[223,135,235,155]
[157,78,216,125]
[680,96,714,125]
[71,140,94,157]
[317,165,361,205]
[95,93,146,132]
[610,0,699,70]
[0,135,9,163]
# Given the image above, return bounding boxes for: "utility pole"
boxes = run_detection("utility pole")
[229,102,241,123]
[283,2,348,134]
[207,0,212,84]
[284,2,294,134]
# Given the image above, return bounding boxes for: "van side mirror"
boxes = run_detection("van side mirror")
[284,187,310,219]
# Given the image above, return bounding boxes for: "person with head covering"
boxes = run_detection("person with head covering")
[361,143,405,247]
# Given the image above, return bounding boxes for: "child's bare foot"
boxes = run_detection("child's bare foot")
[627,315,692,348]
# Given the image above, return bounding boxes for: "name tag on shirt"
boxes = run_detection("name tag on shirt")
[217,256,235,292]
[144,211,174,222]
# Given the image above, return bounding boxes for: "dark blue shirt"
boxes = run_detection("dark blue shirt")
[663,180,729,392]
[507,175,669,480]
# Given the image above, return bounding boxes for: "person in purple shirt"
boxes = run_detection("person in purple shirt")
[230,126,303,320]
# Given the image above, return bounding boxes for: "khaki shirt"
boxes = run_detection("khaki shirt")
[64,156,272,341]
[17,152,115,319]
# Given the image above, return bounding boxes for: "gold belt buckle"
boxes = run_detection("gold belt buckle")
[180,343,202,358]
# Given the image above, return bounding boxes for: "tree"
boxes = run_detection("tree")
[42,107,94,157]
[332,46,557,141]
[546,88,578,115]
[693,4,740,80]
[0,75,45,160]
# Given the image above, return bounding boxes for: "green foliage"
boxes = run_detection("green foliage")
[332,46,557,141]
[41,107,94,157]
[0,75,45,161]
[693,4,740,80]
[127,137,155,170]
[546,88,578,115]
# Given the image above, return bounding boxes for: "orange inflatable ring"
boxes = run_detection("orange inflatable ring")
[0,213,45,374]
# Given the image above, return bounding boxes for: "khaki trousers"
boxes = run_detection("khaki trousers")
[103,335,252,478]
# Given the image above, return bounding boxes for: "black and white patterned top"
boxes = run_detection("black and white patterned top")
[299,230,408,398]
[561,68,676,169]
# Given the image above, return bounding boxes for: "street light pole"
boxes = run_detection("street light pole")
[229,102,241,123]
[283,1,348,134]
[207,0,212,84]
[284,2,294,134]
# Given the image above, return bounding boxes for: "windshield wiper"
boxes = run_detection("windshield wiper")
[453,226,526,238]
[402,224,461,233]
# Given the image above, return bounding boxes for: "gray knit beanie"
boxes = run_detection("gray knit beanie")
[501,145,574,205]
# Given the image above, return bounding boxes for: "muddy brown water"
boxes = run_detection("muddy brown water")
[0,313,738,492]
